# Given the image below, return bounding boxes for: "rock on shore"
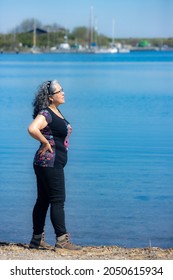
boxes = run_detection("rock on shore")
[0,242,173,260]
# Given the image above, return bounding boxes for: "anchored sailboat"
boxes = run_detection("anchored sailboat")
[94,19,118,53]
[29,20,47,53]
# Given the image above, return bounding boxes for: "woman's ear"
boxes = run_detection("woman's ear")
[48,96,53,103]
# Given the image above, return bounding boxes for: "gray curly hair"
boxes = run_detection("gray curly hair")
[32,80,59,118]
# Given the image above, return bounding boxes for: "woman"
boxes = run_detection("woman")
[28,80,81,250]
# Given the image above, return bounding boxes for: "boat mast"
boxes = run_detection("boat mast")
[112,18,115,46]
[33,19,36,48]
[89,6,94,48]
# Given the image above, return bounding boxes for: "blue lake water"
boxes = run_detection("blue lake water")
[0,51,173,248]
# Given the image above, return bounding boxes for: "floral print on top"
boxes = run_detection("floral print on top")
[33,108,72,168]
[64,123,72,150]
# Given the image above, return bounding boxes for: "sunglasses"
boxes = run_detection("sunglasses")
[53,88,64,95]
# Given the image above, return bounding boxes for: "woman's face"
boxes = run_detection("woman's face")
[50,83,65,106]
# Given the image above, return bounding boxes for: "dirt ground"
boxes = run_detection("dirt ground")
[0,242,173,260]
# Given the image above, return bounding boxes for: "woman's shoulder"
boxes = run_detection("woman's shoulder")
[38,108,52,123]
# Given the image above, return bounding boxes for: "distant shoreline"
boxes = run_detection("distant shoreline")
[1,47,173,55]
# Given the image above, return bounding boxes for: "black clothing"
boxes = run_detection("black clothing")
[32,108,72,236]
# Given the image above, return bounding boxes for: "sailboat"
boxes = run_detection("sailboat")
[94,47,117,54]
[94,19,118,54]
[118,46,130,53]
[109,19,118,53]
[31,20,38,53]
[109,19,130,53]
[30,20,45,53]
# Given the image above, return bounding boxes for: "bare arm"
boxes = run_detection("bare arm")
[28,115,53,155]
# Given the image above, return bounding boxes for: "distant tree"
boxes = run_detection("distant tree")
[98,34,109,47]
[163,38,173,47]
[45,23,64,32]
[71,26,89,43]
[12,18,42,33]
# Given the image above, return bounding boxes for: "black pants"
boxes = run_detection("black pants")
[32,165,67,237]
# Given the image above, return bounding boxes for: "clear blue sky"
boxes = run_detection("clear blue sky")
[0,0,172,37]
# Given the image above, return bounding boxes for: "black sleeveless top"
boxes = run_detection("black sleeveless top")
[33,107,72,167]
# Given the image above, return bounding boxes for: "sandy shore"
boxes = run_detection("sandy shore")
[0,242,173,260]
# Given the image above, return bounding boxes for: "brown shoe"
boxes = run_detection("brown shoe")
[29,232,52,249]
[55,233,82,250]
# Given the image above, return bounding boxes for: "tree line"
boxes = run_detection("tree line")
[0,18,173,51]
